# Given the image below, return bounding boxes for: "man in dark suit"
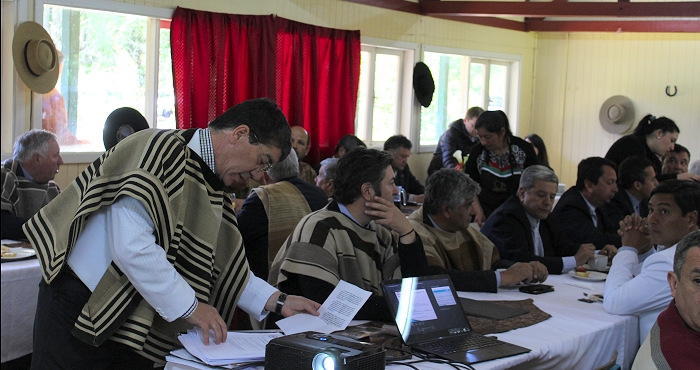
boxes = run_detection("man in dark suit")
[601,156,657,231]
[384,135,424,203]
[551,157,621,252]
[481,165,596,274]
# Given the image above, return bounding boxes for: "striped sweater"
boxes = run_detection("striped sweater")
[23,129,250,364]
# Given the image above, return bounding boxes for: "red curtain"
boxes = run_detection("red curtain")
[171,7,361,166]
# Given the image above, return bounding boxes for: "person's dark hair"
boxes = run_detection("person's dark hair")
[268,149,299,181]
[673,230,700,276]
[384,135,412,151]
[525,134,549,167]
[651,180,700,227]
[208,98,291,161]
[667,143,691,159]
[465,106,484,120]
[13,129,58,162]
[575,157,617,190]
[633,114,680,137]
[519,165,558,191]
[333,134,366,155]
[474,110,514,138]
[424,169,480,215]
[618,156,654,190]
[333,148,392,204]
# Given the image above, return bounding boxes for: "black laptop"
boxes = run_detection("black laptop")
[381,275,530,365]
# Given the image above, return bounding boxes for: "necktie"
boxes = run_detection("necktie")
[532,222,544,257]
[590,211,598,228]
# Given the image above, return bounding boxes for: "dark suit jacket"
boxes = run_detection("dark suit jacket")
[237,177,329,279]
[427,119,477,176]
[395,164,424,195]
[605,133,675,182]
[600,189,649,233]
[481,195,580,274]
[551,187,622,249]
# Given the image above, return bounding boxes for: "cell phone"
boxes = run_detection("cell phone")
[519,284,554,295]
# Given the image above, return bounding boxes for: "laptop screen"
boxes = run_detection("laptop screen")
[381,275,473,345]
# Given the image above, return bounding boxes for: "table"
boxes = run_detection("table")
[166,274,639,370]
[1,257,42,362]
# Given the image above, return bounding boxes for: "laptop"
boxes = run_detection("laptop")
[381,275,530,365]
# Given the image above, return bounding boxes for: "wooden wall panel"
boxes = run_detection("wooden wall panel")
[533,32,700,188]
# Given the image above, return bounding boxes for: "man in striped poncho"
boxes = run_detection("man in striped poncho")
[24,98,320,369]
[269,148,429,324]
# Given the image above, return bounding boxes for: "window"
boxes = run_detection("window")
[35,0,173,159]
[355,39,416,147]
[419,47,520,150]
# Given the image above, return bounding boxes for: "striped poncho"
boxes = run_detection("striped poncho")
[23,129,250,364]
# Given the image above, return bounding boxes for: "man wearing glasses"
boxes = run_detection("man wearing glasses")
[25,98,321,369]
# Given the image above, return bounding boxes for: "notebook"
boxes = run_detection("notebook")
[381,275,530,365]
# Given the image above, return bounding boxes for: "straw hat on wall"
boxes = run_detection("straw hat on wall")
[12,21,60,94]
[599,95,635,134]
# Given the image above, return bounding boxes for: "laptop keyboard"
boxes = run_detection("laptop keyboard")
[421,335,501,354]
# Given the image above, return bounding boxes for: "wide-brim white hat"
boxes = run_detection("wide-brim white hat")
[599,95,635,134]
[12,21,59,94]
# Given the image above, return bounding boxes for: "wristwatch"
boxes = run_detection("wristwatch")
[274,293,288,315]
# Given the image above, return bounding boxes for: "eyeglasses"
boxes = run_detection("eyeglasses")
[250,132,273,173]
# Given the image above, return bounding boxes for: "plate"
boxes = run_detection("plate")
[1,247,36,261]
[568,270,607,282]
[582,264,610,272]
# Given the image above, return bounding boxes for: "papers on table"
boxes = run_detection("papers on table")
[177,329,282,366]
[275,280,371,335]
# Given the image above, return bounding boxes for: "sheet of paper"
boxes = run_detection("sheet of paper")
[177,329,281,366]
[276,280,371,335]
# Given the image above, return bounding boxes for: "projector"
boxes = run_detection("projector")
[265,332,386,370]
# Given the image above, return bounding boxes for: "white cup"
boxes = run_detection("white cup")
[588,255,608,270]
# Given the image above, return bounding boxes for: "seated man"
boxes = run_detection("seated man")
[332,134,366,159]
[661,143,690,176]
[601,156,657,229]
[604,180,699,345]
[482,165,597,274]
[408,169,548,292]
[384,135,424,203]
[552,157,622,249]
[269,148,429,322]
[1,129,62,239]
[632,231,700,370]
[238,150,329,280]
[314,157,338,198]
[291,126,317,184]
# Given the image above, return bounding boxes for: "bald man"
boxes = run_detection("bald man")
[291,126,317,184]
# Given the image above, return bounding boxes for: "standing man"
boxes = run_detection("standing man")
[661,143,691,176]
[290,126,317,184]
[601,156,657,230]
[1,129,62,239]
[269,148,429,323]
[604,180,699,345]
[481,165,597,274]
[427,106,483,176]
[315,157,338,198]
[25,98,320,369]
[409,169,548,292]
[384,135,424,203]
[552,157,622,250]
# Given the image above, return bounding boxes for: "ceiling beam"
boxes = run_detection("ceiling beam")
[433,15,525,31]
[526,19,700,32]
[421,1,700,18]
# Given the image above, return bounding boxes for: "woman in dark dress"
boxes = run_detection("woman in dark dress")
[464,111,537,224]
[605,115,698,182]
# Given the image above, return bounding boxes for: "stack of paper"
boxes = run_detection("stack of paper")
[177,329,282,366]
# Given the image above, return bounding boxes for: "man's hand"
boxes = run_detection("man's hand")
[678,172,700,182]
[499,262,533,286]
[621,226,652,254]
[599,244,618,260]
[618,214,648,236]
[574,243,596,266]
[264,291,321,317]
[365,196,415,243]
[528,261,549,283]
[185,303,228,346]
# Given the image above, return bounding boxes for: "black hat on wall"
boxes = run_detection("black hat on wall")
[103,107,149,150]
[413,62,435,108]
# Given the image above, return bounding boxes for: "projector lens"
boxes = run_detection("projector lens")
[312,352,336,370]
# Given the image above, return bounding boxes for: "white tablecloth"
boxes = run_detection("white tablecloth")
[166,274,639,370]
[1,258,42,362]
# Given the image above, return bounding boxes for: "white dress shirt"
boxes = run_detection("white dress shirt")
[525,212,576,272]
[603,245,675,345]
[67,129,276,323]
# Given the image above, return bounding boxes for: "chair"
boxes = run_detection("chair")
[594,350,619,370]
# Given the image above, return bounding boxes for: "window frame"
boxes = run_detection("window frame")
[417,44,522,154]
[30,0,173,163]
